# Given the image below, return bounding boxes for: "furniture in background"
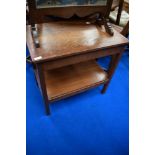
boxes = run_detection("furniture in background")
[26,0,128,115]
[112,21,129,37]
[110,0,129,27]
[27,0,114,48]
[110,0,129,37]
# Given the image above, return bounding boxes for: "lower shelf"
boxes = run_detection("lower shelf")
[44,60,108,101]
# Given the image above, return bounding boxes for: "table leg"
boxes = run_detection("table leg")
[101,52,123,93]
[37,64,51,115]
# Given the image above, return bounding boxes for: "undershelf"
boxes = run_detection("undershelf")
[44,60,108,101]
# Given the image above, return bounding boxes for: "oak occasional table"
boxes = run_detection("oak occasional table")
[26,21,128,115]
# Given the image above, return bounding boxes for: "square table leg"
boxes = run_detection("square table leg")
[37,64,51,115]
[101,51,123,93]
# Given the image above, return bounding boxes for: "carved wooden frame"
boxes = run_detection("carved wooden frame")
[27,0,114,47]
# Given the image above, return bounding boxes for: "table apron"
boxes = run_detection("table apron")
[42,46,125,70]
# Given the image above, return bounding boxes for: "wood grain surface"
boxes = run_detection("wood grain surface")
[44,60,108,101]
[26,21,128,63]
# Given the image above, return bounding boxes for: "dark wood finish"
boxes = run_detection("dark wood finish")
[44,60,108,101]
[37,64,50,115]
[27,0,114,36]
[112,21,129,37]
[42,47,124,70]
[116,0,124,25]
[110,0,129,37]
[27,0,113,23]
[26,21,128,115]
[26,22,128,63]
[121,21,129,36]
[111,0,129,26]
[101,51,123,93]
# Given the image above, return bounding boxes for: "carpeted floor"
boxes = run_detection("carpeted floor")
[26,48,129,155]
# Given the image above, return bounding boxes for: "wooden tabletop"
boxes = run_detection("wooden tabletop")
[27,21,128,63]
